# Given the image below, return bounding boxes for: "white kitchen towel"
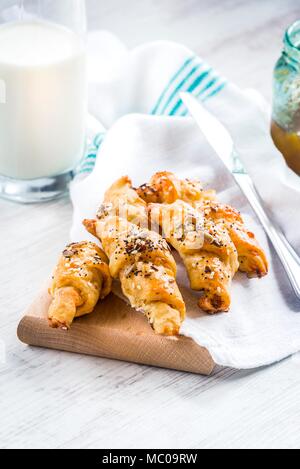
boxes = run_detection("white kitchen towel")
[71,32,300,369]
[78,31,227,175]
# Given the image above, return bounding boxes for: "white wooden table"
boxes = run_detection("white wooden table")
[1,0,300,450]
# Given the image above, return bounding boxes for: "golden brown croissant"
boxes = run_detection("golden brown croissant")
[138,171,268,278]
[100,176,148,227]
[83,215,186,336]
[150,200,239,313]
[48,241,112,329]
[200,201,269,278]
[137,171,216,205]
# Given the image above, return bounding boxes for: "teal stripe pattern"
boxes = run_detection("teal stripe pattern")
[150,55,195,115]
[77,132,105,175]
[156,62,203,115]
[77,55,227,176]
[151,55,227,117]
[180,76,227,116]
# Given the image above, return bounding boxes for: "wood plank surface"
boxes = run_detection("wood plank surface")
[17,289,214,375]
[1,0,300,450]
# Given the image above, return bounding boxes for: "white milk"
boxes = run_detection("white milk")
[0,20,86,180]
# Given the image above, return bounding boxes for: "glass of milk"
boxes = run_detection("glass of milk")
[0,0,87,203]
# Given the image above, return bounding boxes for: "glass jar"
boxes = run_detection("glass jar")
[0,0,87,203]
[272,20,300,176]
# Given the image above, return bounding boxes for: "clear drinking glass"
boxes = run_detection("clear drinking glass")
[0,0,87,203]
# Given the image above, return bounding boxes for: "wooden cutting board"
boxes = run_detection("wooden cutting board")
[17,287,215,375]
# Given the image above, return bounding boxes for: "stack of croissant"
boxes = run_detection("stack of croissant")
[48,172,268,336]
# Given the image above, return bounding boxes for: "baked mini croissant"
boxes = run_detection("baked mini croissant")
[150,200,239,313]
[83,216,186,336]
[48,242,112,329]
[138,172,268,278]
[200,201,269,278]
[137,171,216,205]
[100,176,148,228]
